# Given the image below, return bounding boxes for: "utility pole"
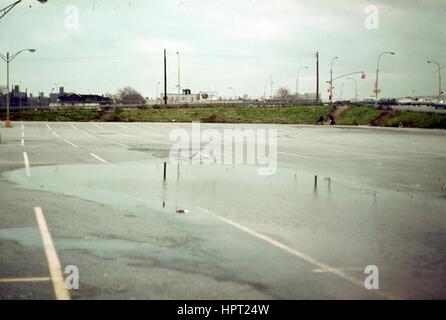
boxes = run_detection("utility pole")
[428,60,442,102]
[329,56,338,107]
[269,76,273,99]
[177,51,181,94]
[19,82,22,115]
[375,51,395,108]
[347,77,358,101]
[316,52,320,104]
[0,49,36,128]
[163,49,167,105]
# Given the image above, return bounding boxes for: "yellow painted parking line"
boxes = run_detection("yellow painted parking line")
[34,207,70,300]
[312,267,365,273]
[0,277,51,283]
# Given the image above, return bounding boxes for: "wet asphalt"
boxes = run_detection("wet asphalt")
[0,121,445,300]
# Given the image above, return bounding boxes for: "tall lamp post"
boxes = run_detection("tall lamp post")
[374,51,395,108]
[176,51,181,94]
[427,60,442,102]
[0,49,36,128]
[296,66,309,97]
[1,1,48,20]
[329,56,338,106]
[347,77,358,101]
[339,83,345,101]
[156,81,161,101]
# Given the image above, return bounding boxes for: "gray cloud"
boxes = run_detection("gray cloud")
[0,0,444,99]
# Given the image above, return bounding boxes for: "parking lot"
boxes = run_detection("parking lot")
[0,121,445,299]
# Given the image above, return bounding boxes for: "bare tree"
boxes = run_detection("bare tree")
[116,87,146,105]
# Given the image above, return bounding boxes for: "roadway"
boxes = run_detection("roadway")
[0,121,445,299]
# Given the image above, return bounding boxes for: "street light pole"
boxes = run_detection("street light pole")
[374,51,395,108]
[296,66,309,97]
[156,81,160,101]
[1,0,48,20]
[269,76,273,99]
[347,77,358,101]
[176,52,181,94]
[0,49,36,128]
[329,57,338,106]
[427,60,442,102]
[163,49,167,105]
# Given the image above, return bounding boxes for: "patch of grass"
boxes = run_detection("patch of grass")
[336,106,382,126]
[381,111,446,129]
[119,106,331,124]
[7,109,101,122]
[3,106,446,129]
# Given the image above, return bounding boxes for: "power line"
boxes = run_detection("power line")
[13,51,316,62]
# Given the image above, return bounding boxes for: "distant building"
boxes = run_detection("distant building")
[0,85,28,108]
[50,87,65,103]
[11,85,28,107]
[159,89,219,104]
[164,89,199,103]
[26,92,49,107]
[54,93,112,107]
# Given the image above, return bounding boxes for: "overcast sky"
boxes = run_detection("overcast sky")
[0,0,445,100]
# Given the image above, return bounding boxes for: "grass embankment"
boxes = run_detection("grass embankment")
[336,106,446,129]
[380,111,446,128]
[11,109,101,122]
[2,105,446,129]
[336,107,382,126]
[4,106,331,124]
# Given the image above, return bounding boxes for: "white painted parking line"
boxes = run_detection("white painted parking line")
[70,123,79,130]
[23,152,31,177]
[92,122,134,137]
[379,146,446,158]
[74,124,129,148]
[63,139,78,148]
[105,139,130,149]
[278,151,323,161]
[90,152,114,166]
[34,207,70,300]
[45,123,79,147]
[118,124,130,129]
[93,123,104,129]
[21,123,24,130]
[22,131,25,139]
[21,138,24,147]
[198,207,397,300]
[94,123,132,136]
[116,132,132,137]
